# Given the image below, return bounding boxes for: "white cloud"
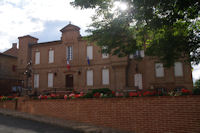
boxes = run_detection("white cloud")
[0,0,94,52]
[0,0,199,82]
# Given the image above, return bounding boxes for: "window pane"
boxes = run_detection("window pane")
[155,63,164,77]
[87,46,93,59]
[134,74,143,89]
[102,46,109,59]
[35,52,40,64]
[34,74,39,88]
[67,46,73,60]
[174,62,183,77]
[48,73,53,87]
[87,70,93,86]
[49,50,54,63]
[102,69,109,85]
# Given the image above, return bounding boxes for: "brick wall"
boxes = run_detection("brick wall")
[1,96,200,133]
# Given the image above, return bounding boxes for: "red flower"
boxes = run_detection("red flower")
[75,94,80,98]
[181,88,191,95]
[64,95,68,100]
[93,92,100,98]
[7,96,13,99]
[80,92,84,97]
[129,92,138,97]
[111,91,115,96]
[44,96,48,99]
[50,94,56,97]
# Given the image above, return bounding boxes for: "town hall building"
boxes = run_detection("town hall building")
[5,24,193,93]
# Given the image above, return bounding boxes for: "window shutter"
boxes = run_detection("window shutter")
[102,69,109,85]
[35,52,40,64]
[140,50,145,57]
[34,74,39,88]
[102,46,109,58]
[48,73,53,87]
[155,63,164,77]
[87,70,93,86]
[49,50,54,63]
[134,74,143,89]
[87,46,93,59]
[174,62,183,77]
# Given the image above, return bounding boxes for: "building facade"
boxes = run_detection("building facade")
[11,24,193,92]
[0,43,20,95]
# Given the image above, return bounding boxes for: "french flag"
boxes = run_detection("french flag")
[67,58,70,70]
[87,56,90,66]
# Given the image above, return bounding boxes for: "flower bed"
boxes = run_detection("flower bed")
[34,88,200,100]
[0,96,18,101]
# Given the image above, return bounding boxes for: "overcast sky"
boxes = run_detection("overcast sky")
[0,0,199,82]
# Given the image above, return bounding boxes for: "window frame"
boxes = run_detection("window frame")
[35,52,40,64]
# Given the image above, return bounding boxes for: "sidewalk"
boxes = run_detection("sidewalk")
[0,109,129,133]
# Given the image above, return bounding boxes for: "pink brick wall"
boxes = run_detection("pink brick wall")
[1,96,200,133]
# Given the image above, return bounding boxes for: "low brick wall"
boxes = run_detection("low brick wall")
[1,96,200,133]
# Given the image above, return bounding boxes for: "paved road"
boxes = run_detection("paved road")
[0,114,81,133]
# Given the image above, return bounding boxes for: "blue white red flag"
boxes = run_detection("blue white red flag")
[87,56,90,65]
[67,58,70,70]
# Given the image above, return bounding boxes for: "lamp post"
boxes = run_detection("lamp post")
[24,60,32,95]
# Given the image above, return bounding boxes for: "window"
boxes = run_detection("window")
[34,74,39,88]
[12,65,16,72]
[87,46,93,60]
[87,70,93,86]
[48,73,53,88]
[174,62,183,77]
[134,73,143,89]
[67,46,73,60]
[155,63,164,77]
[129,50,145,59]
[48,50,54,63]
[102,46,109,59]
[102,69,109,85]
[35,52,40,64]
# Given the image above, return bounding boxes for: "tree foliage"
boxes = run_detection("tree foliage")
[71,0,200,67]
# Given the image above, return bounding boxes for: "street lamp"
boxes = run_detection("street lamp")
[24,60,32,95]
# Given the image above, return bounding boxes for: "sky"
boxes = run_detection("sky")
[0,0,199,82]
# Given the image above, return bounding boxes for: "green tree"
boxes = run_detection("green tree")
[71,0,200,67]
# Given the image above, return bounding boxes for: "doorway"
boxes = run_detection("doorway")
[65,74,73,88]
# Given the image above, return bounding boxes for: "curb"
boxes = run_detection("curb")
[0,109,130,133]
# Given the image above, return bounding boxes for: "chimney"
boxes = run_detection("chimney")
[12,43,17,48]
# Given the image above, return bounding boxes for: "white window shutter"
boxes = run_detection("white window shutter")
[140,50,145,58]
[155,63,164,77]
[35,52,40,64]
[102,46,109,59]
[34,74,39,88]
[134,74,143,89]
[87,70,93,86]
[49,50,54,63]
[87,46,93,59]
[174,62,183,77]
[48,73,53,87]
[102,69,109,85]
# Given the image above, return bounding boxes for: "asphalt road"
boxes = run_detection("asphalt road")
[0,114,81,133]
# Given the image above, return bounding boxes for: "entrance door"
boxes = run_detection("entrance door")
[65,74,73,88]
